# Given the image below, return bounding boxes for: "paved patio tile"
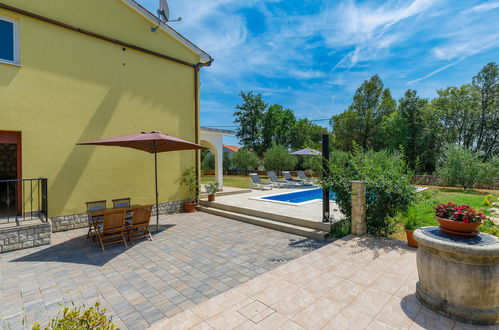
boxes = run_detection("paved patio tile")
[0,212,328,329]
[150,235,498,330]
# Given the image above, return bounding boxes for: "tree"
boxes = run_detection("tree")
[201,152,215,170]
[261,104,296,151]
[432,84,481,149]
[331,75,396,151]
[289,119,329,151]
[263,145,297,172]
[398,90,429,170]
[223,152,232,171]
[302,156,322,174]
[436,144,498,190]
[417,106,442,173]
[231,148,260,170]
[233,91,267,156]
[472,62,498,158]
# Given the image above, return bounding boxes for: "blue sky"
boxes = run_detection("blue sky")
[138,0,499,146]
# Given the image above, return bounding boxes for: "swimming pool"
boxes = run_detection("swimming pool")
[253,188,335,205]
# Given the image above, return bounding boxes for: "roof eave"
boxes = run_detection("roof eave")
[123,0,213,64]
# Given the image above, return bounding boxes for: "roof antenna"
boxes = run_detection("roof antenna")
[151,0,182,32]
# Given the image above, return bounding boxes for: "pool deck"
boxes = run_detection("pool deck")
[204,187,344,224]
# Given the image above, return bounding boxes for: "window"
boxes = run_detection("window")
[0,16,18,65]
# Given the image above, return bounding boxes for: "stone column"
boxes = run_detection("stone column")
[351,181,366,235]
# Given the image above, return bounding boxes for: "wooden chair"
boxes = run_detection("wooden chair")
[95,209,127,251]
[112,198,131,208]
[85,200,107,239]
[112,198,132,224]
[128,205,153,245]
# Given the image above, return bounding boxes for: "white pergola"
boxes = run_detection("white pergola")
[200,127,234,187]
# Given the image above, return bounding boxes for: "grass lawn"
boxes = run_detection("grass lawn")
[392,188,498,240]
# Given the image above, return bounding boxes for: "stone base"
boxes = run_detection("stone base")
[416,282,498,325]
[0,221,51,253]
[414,227,499,326]
[51,213,90,232]
[51,200,186,232]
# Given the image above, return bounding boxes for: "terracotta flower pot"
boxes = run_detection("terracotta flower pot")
[208,195,215,202]
[405,229,418,248]
[436,216,482,234]
[184,202,197,213]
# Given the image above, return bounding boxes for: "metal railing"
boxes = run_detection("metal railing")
[0,178,48,224]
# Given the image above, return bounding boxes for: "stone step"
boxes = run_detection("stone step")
[199,200,331,232]
[197,206,328,241]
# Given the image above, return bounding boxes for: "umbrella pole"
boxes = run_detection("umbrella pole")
[154,145,159,231]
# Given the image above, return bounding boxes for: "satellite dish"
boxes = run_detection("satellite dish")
[158,0,169,22]
[151,0,182,32]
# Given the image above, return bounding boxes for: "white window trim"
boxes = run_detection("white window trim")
[0,15,19,66]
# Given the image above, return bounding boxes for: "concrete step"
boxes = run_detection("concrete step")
[197,205,328,241]
[199,200,331,232]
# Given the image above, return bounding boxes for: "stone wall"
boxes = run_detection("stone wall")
[51,200,186,232]
[0,221,51,253]
[412,175,499,190]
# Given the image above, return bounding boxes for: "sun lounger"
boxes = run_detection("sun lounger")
[297,170,318,185]
[282,171,305,186]
[249,173,273,190]
[267,171,290,188]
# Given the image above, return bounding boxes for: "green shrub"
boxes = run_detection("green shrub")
[322,149,417,236]
[32,302,117,330]
[404,217,418,231]
[479,218,499,236]
[420,189,437,200]
[436,145,499,190]
[180,167,198,202]
[403,206,429,230]
[232,148,260,170]
[331,219,351,238]
[482,194,497,207]
[263,144,297,172]
[205,182,219,195]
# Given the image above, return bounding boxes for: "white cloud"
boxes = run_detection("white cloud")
[407,61,460,85]
[139,0,499,125]
[326,0,442,68]
[467,1,499,12]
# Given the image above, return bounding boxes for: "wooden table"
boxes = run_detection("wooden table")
[87,205,140,238]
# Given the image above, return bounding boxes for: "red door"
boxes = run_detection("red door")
[0,131,22,215]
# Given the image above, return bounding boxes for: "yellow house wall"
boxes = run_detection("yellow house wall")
[0,1,202,217]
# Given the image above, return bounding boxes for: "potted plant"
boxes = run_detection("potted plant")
[435,202,486,237]
[404,217,419,248]
[205,183,219,202]
[180,167,199,212]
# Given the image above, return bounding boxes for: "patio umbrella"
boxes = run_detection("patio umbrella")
[77,131,207,230]
[290,148,322,156]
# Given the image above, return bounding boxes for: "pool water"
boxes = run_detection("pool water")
[261,188,335,204]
